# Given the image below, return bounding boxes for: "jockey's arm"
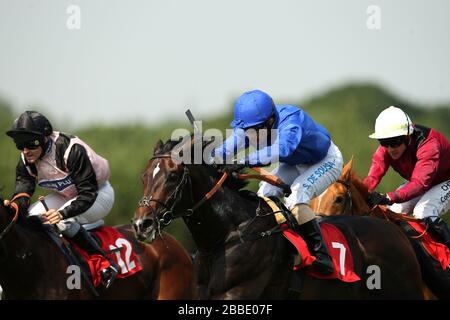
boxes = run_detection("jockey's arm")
[245,123,301,167]
[387,140,440,203]
[212,128,248,164]
[58,144,99,219]
[363,147,390,193]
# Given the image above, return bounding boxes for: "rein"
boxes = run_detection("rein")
[336,180,428,239]
[236,167,292,196]
[335,178,427,239]
[0,193,31,240]
[138,154,230,227]
[138,154,289,238]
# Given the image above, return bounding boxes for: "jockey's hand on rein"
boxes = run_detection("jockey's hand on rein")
[368,191,392,207]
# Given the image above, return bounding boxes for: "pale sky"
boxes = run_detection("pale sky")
[0,0,449,128]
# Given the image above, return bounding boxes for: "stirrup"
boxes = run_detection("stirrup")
[101,265,119,289]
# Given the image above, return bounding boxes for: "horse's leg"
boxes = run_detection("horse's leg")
[155,265,196,300]
[152,236,197,300]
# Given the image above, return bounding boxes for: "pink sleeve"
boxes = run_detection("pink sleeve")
[363,147,389,193]
[388,139,440,203]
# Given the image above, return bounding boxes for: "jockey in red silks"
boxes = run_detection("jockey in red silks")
[211,90,345,275]
[363,106,450,249]
[4,111,119,288]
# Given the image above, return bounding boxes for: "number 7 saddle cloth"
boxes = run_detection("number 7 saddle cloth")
[263,197,360,283]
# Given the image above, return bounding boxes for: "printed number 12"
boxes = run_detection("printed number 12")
[109,238,136,274]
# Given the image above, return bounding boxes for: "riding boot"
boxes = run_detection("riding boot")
[296,219,334,275]
[426,217,450,249]
[71,226,120,289]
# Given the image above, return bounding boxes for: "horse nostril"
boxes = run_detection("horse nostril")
[142,218,154,230]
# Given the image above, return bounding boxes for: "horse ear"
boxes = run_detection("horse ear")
[341,157,354,181]
[153,139,164,155]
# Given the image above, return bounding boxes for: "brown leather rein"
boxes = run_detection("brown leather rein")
[0,193,31,240]
[335,180,427,239]
[139,155,289,226]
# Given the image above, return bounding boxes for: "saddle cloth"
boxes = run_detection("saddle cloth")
[406,221,450,270]
[263,197,360,283]
[67,226,143,287]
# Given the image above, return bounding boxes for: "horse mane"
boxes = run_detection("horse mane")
[348,169,370,199]
[155,135,249,191]
[348,168,418,222]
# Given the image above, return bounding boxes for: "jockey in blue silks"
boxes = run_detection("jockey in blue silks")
[212,90,344,274]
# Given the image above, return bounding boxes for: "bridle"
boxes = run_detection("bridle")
[0,193,31,240]
[335,179,353,215]
[136,152,291,237]
[136,154,229,229]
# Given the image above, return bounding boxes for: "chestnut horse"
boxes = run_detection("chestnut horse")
[133,137,425,299]
[0,195,196,299]
[310,159,450,299]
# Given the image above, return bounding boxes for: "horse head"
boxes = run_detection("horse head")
[311,158,371,215]
[132,138,194,242]
[132,135,249,244]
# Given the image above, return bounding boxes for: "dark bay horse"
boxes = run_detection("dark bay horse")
[310,159,450,299]
[0,195,196,299]
[133,138,425,299]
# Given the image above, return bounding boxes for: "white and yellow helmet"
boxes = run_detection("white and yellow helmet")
[369,106,414,139]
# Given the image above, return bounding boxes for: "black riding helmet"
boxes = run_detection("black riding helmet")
[6,111,53,144]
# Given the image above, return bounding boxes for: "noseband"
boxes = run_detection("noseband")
[137,155,193,227]
[137,154,230,230]
[335,179,353,215]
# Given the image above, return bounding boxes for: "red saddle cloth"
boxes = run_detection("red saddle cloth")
[406,221,450,270]
[283,222,360,282]
[68,226,143,287]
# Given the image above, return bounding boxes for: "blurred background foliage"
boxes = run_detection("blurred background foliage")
[1,83,449,252]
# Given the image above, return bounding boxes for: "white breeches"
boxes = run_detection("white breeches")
[28,181,115,236]
[257,141,344,209]
[389,179,450,220]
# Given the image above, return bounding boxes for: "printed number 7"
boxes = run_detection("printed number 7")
[331,242,346,276]
[109,238,136,274]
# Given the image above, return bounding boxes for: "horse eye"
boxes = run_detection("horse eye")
[335,196,344,204]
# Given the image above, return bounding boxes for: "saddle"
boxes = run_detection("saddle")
[42,221,106,296]
[42,220,143,295]
[237,190,299,230]
[265,196,300,231]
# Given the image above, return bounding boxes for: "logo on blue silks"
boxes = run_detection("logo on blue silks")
[39,176,74,191]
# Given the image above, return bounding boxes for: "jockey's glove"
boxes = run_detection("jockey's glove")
[368,191,393,207]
